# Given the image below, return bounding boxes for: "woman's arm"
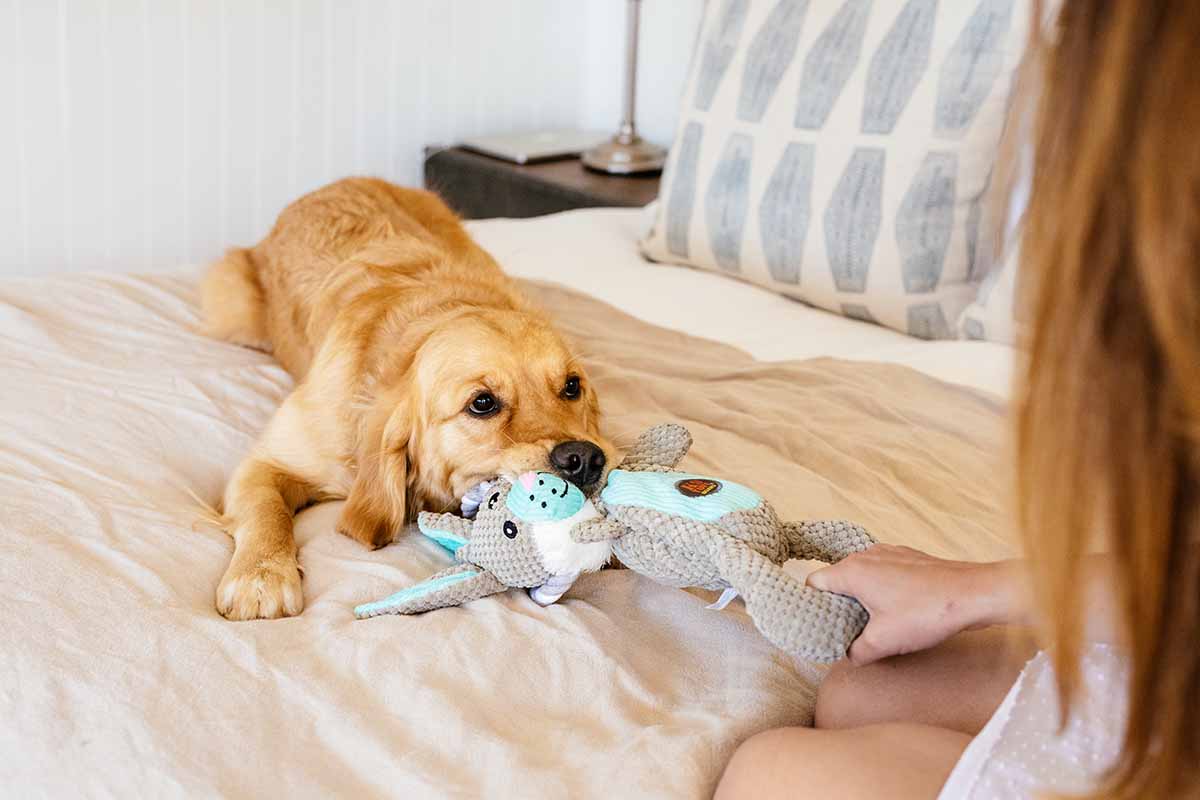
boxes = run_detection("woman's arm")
[807,545,1122,665]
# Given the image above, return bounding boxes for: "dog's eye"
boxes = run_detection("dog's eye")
[561,375,581,400]
[487,492,500,510]
[468,392,500,416]
[503,520,518,539]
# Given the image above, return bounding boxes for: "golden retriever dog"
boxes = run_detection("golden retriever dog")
[201,177,615,620]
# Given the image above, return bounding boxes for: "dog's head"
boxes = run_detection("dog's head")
[337,306,615,547]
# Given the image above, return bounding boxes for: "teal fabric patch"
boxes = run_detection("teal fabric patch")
[354,569,479,617]
[417,517,468,554]
[600,469,762,522]
[505,472,584,522]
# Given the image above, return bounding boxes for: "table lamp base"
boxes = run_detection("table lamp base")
[582,135,666,175]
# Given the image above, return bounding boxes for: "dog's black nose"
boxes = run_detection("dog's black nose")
[550,441,606,488]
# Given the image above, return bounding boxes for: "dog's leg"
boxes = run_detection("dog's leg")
[216,455,312,620]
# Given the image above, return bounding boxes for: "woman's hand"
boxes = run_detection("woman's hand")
[806,544,1023,666]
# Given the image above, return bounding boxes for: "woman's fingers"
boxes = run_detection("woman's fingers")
[847,627,887,666]
[806,544,1008,664]
[805,562,847,594]
[806,546,879,596]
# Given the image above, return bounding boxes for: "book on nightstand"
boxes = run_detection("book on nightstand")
[458,129,610,165]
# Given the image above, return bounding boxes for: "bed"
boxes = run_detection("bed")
[0,208,1015,797]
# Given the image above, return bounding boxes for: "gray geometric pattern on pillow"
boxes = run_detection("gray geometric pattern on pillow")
[644,0,1028,340]
[666,122,705,258]
[759,142,815,284]
[965,188,986,281]
[862,0,937,135]
[737,0,811,123]
[936,0,1015,136]
[840,303,878,323]
[795,0,874,130]
[706,133,755,271]
[825,148,884,293]
[907,302,952,339]
[897,151,957,292]
[694,0,751,111]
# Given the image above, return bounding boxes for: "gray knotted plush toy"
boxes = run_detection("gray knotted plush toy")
[355,424,875,663]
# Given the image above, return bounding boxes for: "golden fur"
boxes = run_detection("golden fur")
[201,178,614,620]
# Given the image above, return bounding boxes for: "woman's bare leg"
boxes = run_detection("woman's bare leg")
[715,723,970,800]
[815,627,1035,735]
[715,628,1034,798]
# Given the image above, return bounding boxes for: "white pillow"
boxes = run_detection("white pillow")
[959,242,1019,344]
[641,0,1030,339]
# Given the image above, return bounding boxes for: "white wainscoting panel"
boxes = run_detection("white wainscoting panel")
[1,0,591,275]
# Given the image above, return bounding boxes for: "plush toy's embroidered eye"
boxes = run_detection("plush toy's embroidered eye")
[503,521,518,539]
[487,492,500,510]
[468,392,500,416]
[561,375,581,400]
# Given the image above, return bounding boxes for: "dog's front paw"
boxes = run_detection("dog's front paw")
[216,555,304,620]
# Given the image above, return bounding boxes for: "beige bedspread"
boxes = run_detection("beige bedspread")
[0,273,1012,798]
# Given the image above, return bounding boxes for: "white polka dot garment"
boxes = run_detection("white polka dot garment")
[939,644,1129,799]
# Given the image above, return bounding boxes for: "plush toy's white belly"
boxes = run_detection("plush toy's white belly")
[531,501,611,575]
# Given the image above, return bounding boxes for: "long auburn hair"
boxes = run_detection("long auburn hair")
[1013,1,1200,797]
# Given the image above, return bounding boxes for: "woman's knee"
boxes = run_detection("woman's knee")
[714,727,817,800]
[716,723,966,800]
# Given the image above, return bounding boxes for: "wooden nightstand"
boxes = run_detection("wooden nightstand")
[423,146,661,220]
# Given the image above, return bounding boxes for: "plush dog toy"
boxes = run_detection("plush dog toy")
[354,424,874,663]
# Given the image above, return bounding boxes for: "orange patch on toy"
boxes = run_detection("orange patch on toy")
[675,478,722,498]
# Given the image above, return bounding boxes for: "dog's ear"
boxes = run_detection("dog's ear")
[354,564,507,617]
[338,397,411,549]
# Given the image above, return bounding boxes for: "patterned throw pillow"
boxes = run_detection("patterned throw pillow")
[959,238,1020,344]
[640,0,1030,339]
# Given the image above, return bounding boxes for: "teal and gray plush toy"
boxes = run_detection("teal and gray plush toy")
[354,424,875,663]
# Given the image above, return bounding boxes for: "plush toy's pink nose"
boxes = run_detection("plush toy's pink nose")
[518,472,537,491]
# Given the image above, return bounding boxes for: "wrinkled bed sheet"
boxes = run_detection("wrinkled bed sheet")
[0,268,1013,798]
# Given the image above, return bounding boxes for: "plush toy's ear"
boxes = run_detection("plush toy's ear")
[618,423,693,471]
[417,511,473,556]
[354,564,506,618]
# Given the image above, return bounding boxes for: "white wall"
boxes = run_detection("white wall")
[581,0,703,149]
[2,0,705,277]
